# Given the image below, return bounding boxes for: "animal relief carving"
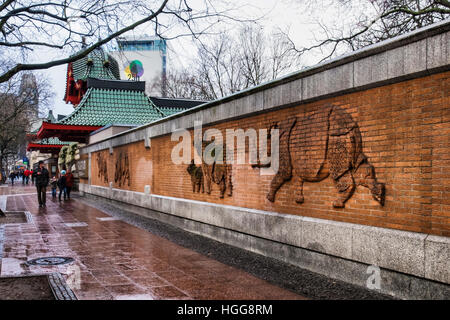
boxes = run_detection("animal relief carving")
[114,152,130,187]
[96,153,108,183]
[189,140,233,199]
[253,104,385,208]
[187,160,204,193]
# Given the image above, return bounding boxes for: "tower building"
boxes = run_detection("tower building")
[109,36,167,96]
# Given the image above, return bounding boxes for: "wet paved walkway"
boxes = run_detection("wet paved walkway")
[0,184,305,300]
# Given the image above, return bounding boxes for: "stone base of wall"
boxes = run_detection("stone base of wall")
[80,184,450,300]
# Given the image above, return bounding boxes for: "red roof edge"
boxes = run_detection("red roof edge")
[27,143,64,152]
[37,121,102,139]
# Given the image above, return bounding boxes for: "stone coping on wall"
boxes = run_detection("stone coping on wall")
[81,19,450,155]
[79,183,450,285]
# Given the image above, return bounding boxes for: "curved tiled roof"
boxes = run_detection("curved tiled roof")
[71,48,120,81]
[57,87,183,126]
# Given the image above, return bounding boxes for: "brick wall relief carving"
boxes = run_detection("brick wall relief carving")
[114,152,130,187]
[96,153,108,183]
[253,104,385,208]
[187,160,204,193]
[189,140,233,199]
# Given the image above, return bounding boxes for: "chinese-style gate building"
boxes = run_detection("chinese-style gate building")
[30,47,204,160]
[27,46,204,180]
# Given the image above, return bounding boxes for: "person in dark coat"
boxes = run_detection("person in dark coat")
[58,170,67,201]
[35,161,50,208]
[9,172,15,186]
[65,169,74,200]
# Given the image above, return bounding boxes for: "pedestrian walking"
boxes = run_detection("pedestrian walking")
[35,161,49,208]
[58,170,67,201]
[50,176,58,199]
[9,172,15,186]
[65,169,74,199]
[24,168,31,185]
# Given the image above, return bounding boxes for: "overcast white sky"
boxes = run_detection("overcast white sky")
[47,0,369,117]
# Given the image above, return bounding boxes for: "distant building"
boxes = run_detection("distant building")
[108,36,167,96]
[20,73,39,111]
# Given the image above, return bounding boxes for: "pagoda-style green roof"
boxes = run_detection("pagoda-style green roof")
[71,48,120,81]
[57,86,184,126]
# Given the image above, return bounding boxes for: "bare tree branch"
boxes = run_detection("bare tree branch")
[0,40,64,49]
[284,0,449,63]
[156,25,298,100]
[0,0,257,83]
[0,0,169,83]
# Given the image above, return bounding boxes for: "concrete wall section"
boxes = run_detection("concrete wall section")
[89,126,134,145]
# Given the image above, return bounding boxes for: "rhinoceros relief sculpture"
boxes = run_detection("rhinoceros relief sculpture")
[96,153,108,183]
[253,104,385,208]
[114,152,130,187]
[189,140,233,198]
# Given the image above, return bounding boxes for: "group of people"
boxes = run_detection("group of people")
[9,168,33,186]
[34,160,74,208]
[51,169,74,201]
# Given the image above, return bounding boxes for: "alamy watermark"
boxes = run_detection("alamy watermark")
[171,121,280,175]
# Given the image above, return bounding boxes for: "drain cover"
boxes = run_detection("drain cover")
[27,256,74,266]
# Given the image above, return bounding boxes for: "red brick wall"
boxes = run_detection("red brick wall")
[90,143,153,191]
[89,72,450,236]
[91,149,110,187]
